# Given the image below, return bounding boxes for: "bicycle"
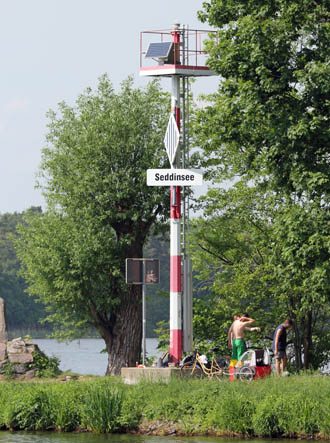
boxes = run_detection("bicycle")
[180,348,230,379]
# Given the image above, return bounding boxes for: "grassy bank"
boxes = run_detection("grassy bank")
[0,376,329,438]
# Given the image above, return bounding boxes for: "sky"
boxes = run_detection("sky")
[0,0,218,214]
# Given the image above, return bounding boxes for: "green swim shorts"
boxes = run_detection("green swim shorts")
[231,338,247,361]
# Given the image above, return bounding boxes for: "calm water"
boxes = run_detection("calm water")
[0,434,300,443]
[34,338,161,375]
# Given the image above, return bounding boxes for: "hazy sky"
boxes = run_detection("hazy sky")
[0,0,218,213]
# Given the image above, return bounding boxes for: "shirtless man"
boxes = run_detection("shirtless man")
[228,314,240,349]
[230,314,261,361]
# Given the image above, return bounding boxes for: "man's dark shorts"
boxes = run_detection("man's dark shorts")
[275,351,286,359]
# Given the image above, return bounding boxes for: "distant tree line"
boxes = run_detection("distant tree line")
[0,208,47,335]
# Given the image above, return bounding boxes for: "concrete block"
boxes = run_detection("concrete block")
[121,367,201,384]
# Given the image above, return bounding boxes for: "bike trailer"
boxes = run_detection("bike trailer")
[230,349,272,381]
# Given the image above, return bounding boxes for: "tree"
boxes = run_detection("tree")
[198,0,330,199]
[269,200,330,369]
[190,183,280,356]
[191,0,330,369]
[190,184,330,369]
[0,208,169,338]
[16,75,170,375]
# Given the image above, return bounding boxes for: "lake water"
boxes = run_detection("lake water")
[30,338,330,375]
[34,338,161,375]
[0,434,302,443]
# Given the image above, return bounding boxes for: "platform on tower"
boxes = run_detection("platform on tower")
[140,64,215,77]
[139,27,217,77]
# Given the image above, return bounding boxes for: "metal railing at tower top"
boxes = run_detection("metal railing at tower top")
[139,27,218,70]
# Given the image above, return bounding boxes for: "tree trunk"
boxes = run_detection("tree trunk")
[303,311,313,370]
[100,284,142,375]
[91,238,145,375]
[292,317,303,370]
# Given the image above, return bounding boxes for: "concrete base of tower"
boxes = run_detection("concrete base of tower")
[121,367,202,384]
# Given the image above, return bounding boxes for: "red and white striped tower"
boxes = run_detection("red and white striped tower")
[140,23,217,365]
[169,23,182,364]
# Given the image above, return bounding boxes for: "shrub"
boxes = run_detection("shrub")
[50,383,83,431]
[1,362,16,380]
[319,400,330,436]
[28,351,61,378]
[0,384,12,428]
[208,394,255,434]
[81,380,123,433]
[252,392,321,437]
[0,374,326,437]
[283,394,320,436]
[144,397,180,421]
[252,395,288,437]
[120,395,142,429]
[5,386,54,430]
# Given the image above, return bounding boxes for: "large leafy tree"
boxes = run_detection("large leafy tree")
[198,0,330,198]
[191,184,330,369]
[16,76,170,375]
[191,0,330,369]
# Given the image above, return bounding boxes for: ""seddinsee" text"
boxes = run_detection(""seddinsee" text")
[155,173,195,181]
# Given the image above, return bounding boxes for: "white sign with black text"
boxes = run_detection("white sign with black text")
[147,169,203,186]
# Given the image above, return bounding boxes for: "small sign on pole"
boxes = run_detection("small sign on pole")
[147,169,203,186]
[164,114,180,167]
[125,258,160,284]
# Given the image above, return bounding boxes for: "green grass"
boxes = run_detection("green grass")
[0,375,328,437]
[132,375,330,438]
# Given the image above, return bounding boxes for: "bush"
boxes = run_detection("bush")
[282,394,320,436]
[28,351,61,378]
[120,395,142,430]
[252,391,323,437]
[252,395,290,437]
[5,386,54,430]
[50,383,83,431]
[144,397,183,421]
[80,380,124,433]
[208,394,255,435]
[319,400,330,436]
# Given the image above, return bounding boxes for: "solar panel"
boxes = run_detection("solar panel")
[145,42,173,59]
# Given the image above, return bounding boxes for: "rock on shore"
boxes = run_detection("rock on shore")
[0,337,46,379]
